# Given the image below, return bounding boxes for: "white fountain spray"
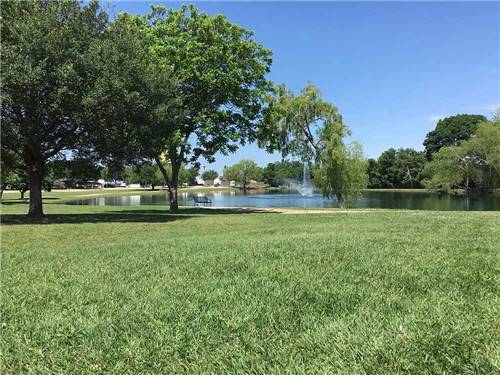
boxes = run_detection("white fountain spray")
[297,162,314,197]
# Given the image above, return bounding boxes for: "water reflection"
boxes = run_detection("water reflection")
[65,190,500,211]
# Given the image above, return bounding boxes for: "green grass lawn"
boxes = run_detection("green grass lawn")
[1,200,499,373]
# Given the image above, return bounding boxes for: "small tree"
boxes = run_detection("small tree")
[202,170,218,181]
[224,160,262,191]
[179,166,199,186]
[314,131,368,208]
[5,171,30,200]
[3,169,53,200]
[123,162,164,190]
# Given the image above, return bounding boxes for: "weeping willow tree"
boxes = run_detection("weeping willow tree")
[258,83,367,208]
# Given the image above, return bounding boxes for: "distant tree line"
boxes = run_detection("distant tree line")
[367,113,499,192]
[367,148,427,188]
[262,160,304,186]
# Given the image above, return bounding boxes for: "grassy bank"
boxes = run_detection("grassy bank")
[1,202,499,373]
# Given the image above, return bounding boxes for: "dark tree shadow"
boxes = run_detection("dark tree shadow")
[0,207,272,225]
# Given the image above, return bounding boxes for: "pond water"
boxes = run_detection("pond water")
[66,190,500,211]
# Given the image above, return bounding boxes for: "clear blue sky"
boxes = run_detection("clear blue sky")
[109,1,499,174]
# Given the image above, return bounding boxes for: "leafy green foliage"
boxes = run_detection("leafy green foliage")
[423,114,487,159]
[259,84,347,161]
[314,141,368,208]
[369,148,427,188]
[201,170,218,181]
[3,171,30,199]
[50,158,102,187]
[1,150,21,196]
[85,12,177,164]
[179,165,200,186]
[262,160,303,185]
[2,169,53,199]
[259,83,366,205]
[423,119,500,192]
[124,162,164,190]
[0,0,108,217]
[223,160,263,190]
[366,159,381,188]
[133,4,272,209]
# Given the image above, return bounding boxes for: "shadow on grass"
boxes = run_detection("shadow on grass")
[0,207,271,225]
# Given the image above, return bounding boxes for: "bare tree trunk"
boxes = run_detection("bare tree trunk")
[20,190,25,200]
[336,193,345,209]
[28,162,45,218]
[151,183,156,191]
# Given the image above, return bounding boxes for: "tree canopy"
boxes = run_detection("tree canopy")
[262,160,303,186]
[423,114,487,159]
[201,170,218,181]
[123,162,164,190]
[368,148,427,188]
[131,4,273,210]
[259,84,347,161]
[258,83,367,207]
[1,0,109,216]
[423,117,500,192]
[224,160,262,191]
[315,142,367,207]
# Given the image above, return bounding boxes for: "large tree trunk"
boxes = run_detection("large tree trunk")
[154,155,180,212]
[168,186,178,211]
[336,193,345,209]
[28,162,45,218]
[168,164,180,212]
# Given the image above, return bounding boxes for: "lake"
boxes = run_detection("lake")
[66,190,500,211]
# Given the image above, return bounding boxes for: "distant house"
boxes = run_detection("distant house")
[213,176,229,187]
[248,180,265,189]
[201,176,229,187]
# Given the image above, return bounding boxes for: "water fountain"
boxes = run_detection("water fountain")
[296,162,314,197]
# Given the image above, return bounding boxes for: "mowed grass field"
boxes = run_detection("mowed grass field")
[1,194,499,373]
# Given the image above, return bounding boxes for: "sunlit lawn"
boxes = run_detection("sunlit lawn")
[1,199,499,373]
